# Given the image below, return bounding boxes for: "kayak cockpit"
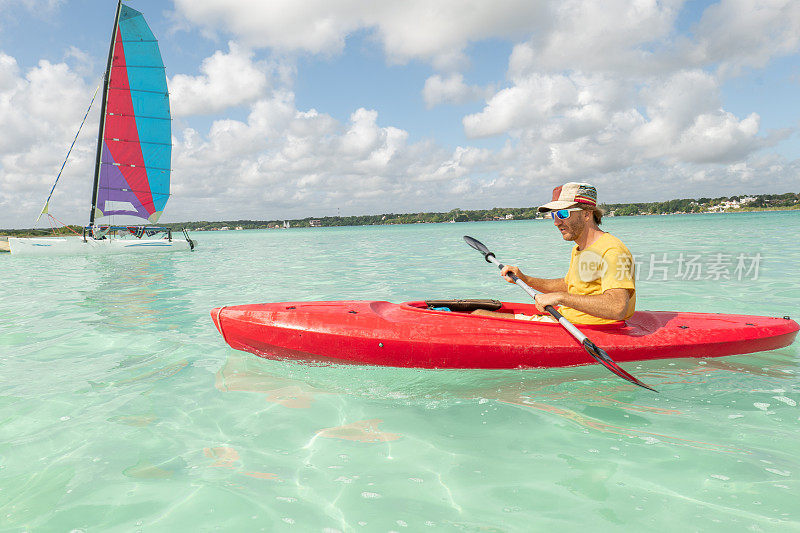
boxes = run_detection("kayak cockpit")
[403,300,547,318]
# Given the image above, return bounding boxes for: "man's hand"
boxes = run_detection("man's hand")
[498,269,567,294]
[534,291,566,313]
[500,265,524,284]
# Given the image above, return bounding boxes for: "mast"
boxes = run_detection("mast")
[89,0,123,228]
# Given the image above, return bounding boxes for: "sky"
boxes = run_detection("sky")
[0,0,799,228]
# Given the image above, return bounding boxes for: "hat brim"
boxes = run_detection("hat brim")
[537,200,580,212]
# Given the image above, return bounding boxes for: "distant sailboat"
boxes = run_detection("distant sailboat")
[10,0,193,255]
[283,220,290,229]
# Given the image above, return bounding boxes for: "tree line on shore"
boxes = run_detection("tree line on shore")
[605,192,799,216]
[2,192,798,236]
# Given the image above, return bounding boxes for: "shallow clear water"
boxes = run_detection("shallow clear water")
[1,212,798,531]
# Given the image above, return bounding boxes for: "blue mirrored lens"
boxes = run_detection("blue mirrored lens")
[550,209,570,220]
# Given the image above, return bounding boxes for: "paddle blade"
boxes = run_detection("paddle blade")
[582,339,657,392]
[463,235,495,263]
[463,235,489,253]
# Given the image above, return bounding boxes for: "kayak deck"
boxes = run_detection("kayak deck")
[211,301,799,369]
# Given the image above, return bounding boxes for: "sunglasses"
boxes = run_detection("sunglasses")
[549,208,583,220]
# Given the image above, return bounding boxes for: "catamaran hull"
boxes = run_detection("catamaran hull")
[9,236,191,255]
[210,301,799,369]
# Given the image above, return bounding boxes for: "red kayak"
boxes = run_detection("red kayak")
[210,300,799,369]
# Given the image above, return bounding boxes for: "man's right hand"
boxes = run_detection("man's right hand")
[500,265,524,284]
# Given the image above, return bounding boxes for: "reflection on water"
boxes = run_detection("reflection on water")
[1,466,75,527]
[204,446,240,467]
[213,339,799,457]
[215,348,799,459]
[315,419,402,443]
[242,471,280,480]
[108,414,156,427]
[464,357,797,454]
[80,255,191,331]
[202,445,281,481]
[499,398,744,453]
[123,459,176,479]
[556,453,619,503]
[87,358,189,390]
[216,352,324,408]
[115,359,189,386]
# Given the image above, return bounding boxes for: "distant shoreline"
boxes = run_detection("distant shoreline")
[2,196,798,237]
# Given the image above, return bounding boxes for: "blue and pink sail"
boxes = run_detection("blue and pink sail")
[95,4,171,224]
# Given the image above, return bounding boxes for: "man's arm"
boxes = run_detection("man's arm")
[500,265,567,293]
[535,288,632,321]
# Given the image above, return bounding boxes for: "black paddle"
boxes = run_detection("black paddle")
[464,235,656,392]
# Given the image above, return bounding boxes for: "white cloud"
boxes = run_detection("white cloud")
[463,72,628,138]
[0,53,21,93]
[690,0,800,76]
[508,0,683,77]
[169,42,271,117]
[464,66,767,177]
[165,0,799,204]
[506,0,800,78]
[0,54,96,222]
[630,70,767,163]
[158,81,785,224]
[422,74,493,108]
[172,0,547,68]
[62,46,94,78]
[0,0,63,14]
[164,90,502,221]
[172,0,360,56]
[672,112,761,164]
[369,0,546,69]
[278,0,774,99]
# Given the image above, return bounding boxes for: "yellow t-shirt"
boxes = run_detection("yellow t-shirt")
[559,232,636,325]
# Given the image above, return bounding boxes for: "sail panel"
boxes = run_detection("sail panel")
[106,83,170,119]
[104,138,170,162]
[129,115,171,145]
[97,4,171,222]
[110,64,164,93]
[99,145,151,220]
[103,112,170,145]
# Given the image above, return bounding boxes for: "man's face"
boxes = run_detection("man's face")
[552,208,591,241]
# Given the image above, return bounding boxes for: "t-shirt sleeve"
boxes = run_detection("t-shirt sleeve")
[601,247,635,291]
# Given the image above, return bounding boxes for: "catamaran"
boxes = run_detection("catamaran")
[9,0,193,255]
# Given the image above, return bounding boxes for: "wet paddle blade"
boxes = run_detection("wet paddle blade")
[583,339,657,392]
[463,235,496,263]
[464,235,489,254]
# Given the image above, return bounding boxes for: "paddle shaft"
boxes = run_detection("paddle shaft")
[485,255,590,344]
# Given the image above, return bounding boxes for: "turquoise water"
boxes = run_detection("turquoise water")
[1,212,798,531]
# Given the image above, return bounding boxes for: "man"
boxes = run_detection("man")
[475,182,636,324]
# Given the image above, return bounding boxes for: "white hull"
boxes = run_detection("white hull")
[9,236,192,255]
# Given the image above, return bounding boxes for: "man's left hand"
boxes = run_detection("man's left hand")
[534,292,566,314]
